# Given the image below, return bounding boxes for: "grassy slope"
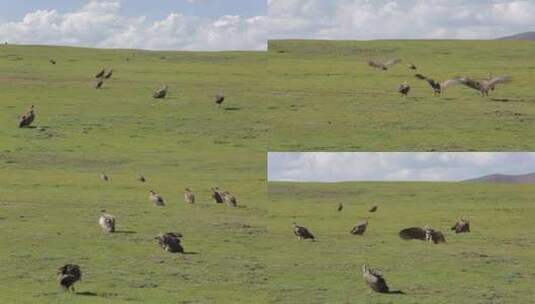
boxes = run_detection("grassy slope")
[268,40,535,151]
[267,182,535,304]
[0,45,271,303]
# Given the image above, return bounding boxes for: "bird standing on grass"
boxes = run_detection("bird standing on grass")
[184,188,195,204]
[100,172,109,182]
[211,187,224,204]
[153,85,168,99]
[451,218,470,233]
[369,205,378,213]
[293,223,315,240]
[149,190,165,206]
[214,94,225,107]
[350,220,368,235]
[337,203,343,212]
[95,68,105,78]
[18,105,35,128]
[398,82,411,97]
[104,69,113,79]
[155,232,184,253]
[98,210,115,233]
[362,264,404,294]
[57,264,82,292]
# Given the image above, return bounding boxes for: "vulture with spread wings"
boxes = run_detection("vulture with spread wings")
[368,58,402,71]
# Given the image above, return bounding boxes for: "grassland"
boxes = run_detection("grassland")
[268,40,535,151]
[267,182,535,304]
[0,44,271,303]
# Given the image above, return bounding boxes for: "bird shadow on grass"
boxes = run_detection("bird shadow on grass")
[115,230,136,234]
[224,107,241,111]
[76,291,98,296]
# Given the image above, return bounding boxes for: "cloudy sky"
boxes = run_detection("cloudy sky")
[268,0,535,40]
[0,0,267,50]
[268,152,535,182]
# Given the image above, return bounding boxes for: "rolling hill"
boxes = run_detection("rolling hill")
[497,32,535,41]
[465,172,535,183]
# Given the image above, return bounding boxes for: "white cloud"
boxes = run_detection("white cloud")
[0,0,267,51]
[268,152,535,182]
[268,0,535,40]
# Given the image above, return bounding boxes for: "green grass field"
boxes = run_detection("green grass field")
[2,41,535,303]
[0,44,271,303]
[268,40,535,151]
[267,182,535,304]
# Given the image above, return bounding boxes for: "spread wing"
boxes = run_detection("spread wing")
[399,227,426,240]
[441,78,464,89]
[384,58,402,67]
[484,76,511,89]
[368,60,385,69]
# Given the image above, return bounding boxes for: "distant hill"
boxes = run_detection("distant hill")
[497,32,535,41]
[465,172,535,183]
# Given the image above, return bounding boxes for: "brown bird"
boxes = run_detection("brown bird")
[454,76,512,96]
[337,203,343,212]
[369,205,378,213]
[104,69,113,79]
[98,210,115,233]
[451,218,470,234]
[211,187,224,204]
[184,188,195,204]
[155,232,184,253]
[223,191,237,207]
[350,220,368,235]
[293,223,315,240]
[138,174,146,183]
[214,94,225,107]
[95,68,105,78]
[368,58,402,71]
[153,85,168,99]
[57,264,82,292]
[398,82,410,96]
[95,78,104,89]
[18,105,35,128]
[100,172,109,182]
[362,264,404,294]
[49,59,56,65]
[399,226,446,244]
[149,190,165,206]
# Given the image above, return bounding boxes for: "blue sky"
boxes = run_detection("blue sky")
[0,0,265,22]
[0,0,267,50]
[268,152,535,182]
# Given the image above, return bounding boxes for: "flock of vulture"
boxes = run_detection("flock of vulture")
[293,203,471,294]
[59,174,239,292]
[15,63,234,292]
[367,58,512,97]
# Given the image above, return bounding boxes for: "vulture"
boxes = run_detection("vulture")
[362,264,404,294]
[95,69,105,78]
[451,218,470,234]
[223,191,237,207]
[293,223,315,240]
[153,85,168,99]
[155,232,184,253]
[337,203,343,212]
[18,105,35,128]
[49,59,56,65]
[104,69,113,79]
[95,79,104,89]
[98,210,115,233]
[184,188,195,204]
[408,63,417,70]
[454,76,511,96]
[399,226,446,244]
[368,58,402,71]
[369,205,378,213]
[211,187,224,204]
[100,172,109,182]
[214,94,225,107]
[57,264,82,292]
[149,190,165,206]
[398,82,411,96]
[350,220,368,235]
[414,74,461,96]
[138,174,146,183]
